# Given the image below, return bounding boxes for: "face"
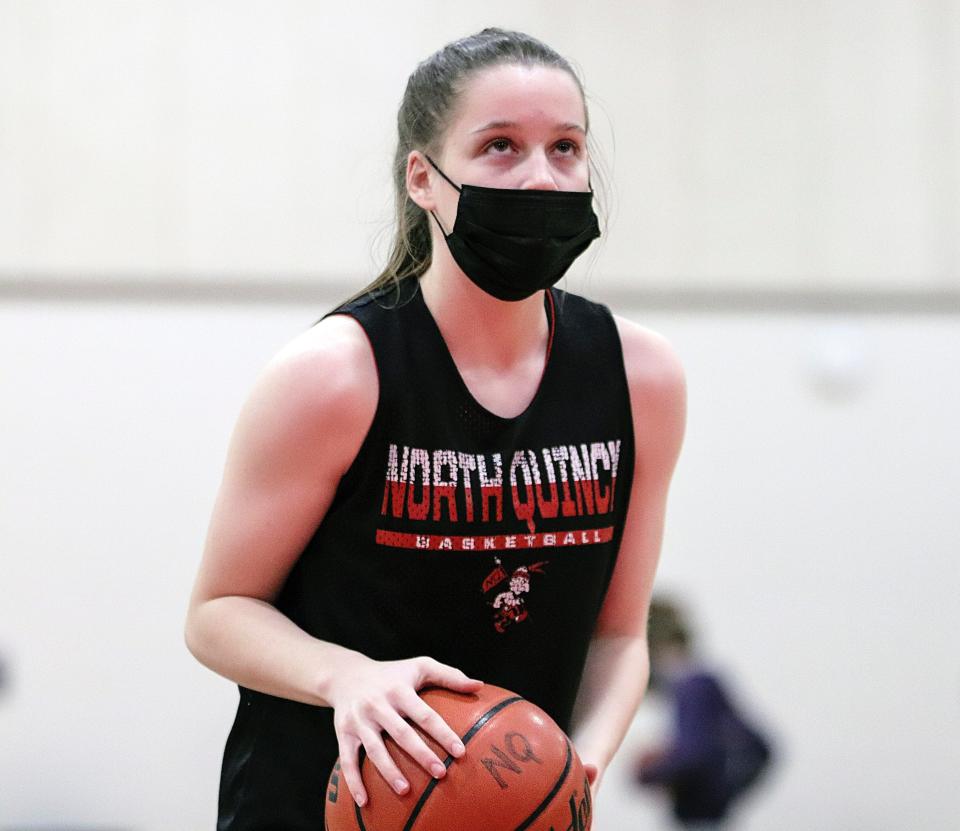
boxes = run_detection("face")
[407,63,591,231]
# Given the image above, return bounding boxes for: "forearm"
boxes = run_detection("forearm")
[569,634,650,771]
[184,595,365,707]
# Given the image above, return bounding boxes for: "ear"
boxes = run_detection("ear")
[406,151,436,212]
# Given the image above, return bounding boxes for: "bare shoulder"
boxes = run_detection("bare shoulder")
[235,312,379,481]
[187,313,378,607]
[612,314,686,404]
[612,314,687,458]
[271,312,377,399]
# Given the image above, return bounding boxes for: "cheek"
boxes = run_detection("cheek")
[569,154,593,184]
[435,187,461,230]
[572,166,592,188]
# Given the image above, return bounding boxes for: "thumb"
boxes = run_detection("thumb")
[583,763,599,785]
[421,658,484,691]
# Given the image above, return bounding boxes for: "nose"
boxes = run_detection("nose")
[520,150,560,191]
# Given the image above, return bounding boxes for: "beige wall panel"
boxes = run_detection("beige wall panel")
[0,2,957,291]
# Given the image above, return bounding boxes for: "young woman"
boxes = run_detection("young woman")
[185,27,686,830]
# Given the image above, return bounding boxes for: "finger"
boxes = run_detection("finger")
[337,734,368,808]
[378,703,451,778]
[583,762,599,785]
[396,688,466,762]
[417,658,484,692]
[357,724,413,795]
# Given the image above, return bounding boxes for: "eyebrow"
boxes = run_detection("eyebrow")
[470,120,586,134]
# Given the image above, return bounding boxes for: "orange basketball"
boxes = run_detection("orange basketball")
[324,683,592,830]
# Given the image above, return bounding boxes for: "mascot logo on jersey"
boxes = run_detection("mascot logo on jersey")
[482,558,549,633]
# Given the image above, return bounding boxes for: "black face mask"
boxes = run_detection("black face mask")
[425,155,601,302]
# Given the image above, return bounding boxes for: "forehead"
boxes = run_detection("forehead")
[447,63,586,136]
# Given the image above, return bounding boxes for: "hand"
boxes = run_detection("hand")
[583,761,604,802]
[326,654,484,807]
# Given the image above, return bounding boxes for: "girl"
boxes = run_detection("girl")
[185,27,686,830]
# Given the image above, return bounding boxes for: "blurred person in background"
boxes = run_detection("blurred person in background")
[635,596,774,830]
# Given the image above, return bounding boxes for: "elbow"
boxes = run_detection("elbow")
[183,600,206,661]
[183,613,198,659]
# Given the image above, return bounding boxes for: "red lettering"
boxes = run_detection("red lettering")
[381,444,409,518]
[432,450,458,522]
[510,451,536,533]
[534,449,560,519]
[407,448,430,520]
[590,442,612,513]
[478,454,504,522]
[569,444,595,516]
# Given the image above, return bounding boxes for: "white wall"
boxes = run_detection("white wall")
[1,296,957,830]
[2,2,958,829]
[1,0,958,291]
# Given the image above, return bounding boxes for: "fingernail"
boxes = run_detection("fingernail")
[431,762,446,778]
[394,778,408,793]
[452,741,465,757]
[356,793,366,807]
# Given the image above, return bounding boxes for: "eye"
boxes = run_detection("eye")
[555,140,580,156]
[484,138,513,154]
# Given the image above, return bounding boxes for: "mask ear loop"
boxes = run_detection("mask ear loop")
[424,154,462,193]
[423,153,461,236]
[428,209,449,237]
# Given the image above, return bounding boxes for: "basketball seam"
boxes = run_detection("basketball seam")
[402,695,524,831]
[513,737,574,831]
[351,694,528,831]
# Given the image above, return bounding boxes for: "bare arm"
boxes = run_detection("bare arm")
[184,313,378,705]
[569,317,687,798]
[183,314,481,806]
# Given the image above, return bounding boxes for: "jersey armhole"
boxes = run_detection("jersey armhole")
[321,310,385,495]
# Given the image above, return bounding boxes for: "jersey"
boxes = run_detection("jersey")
[217,278,636,830]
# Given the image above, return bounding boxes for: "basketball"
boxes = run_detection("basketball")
[324,683,592,830]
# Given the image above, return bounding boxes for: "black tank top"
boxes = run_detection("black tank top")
[217,279,635,830]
